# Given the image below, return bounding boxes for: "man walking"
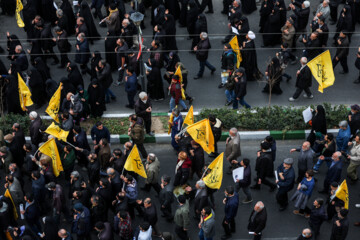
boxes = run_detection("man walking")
[221,186,239,240]
[135,92,153,136]
[194,32,216,79]
[199,206,216,240]
[248,201,267,240]
[290,141,315,183]
[276,158,295,211]
[332,31,349,74]
[128,114,147,158]
[141,153,161,194]
[159,175,174,221]
[289,57,313,102]
[174,195,190,240]
[225,128,241,174]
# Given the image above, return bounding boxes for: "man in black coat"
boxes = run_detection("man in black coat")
[138,198,161,236]
[22,193,42,235]
[248,201,267,240]
[290,1,310,32]
[12,123,26,165]
[159,175,174,221]
[135,92,153,135]
[329,0,341,24]
[276,158,295,211]
[251,142,276,191]
[75,33,91,74]
[311,16,329,47]
[39,22,59,65]
[302,31,322,60]
[189,141,204,179]
[289,57,313,102]
[209,115,222,157]
[330,209,349,240]
[233,67,251,109]
[97,59,116,103]
[332,31,349,74]
[12,45,29,72]
[54,27,71,68]
[194,32,216,79]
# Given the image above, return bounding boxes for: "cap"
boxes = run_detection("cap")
[287,18,294,25]
[74,203,84,212]
[248,31,256,40]
[284,158,294,165]
[45,182,56,189]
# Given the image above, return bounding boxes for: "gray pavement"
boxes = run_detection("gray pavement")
[1,1,360,115]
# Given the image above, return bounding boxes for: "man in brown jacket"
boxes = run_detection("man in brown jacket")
[128,114,147,158]
[281,19,296,49]
[95,138,111,173]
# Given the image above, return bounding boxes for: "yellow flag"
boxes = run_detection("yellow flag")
[45,122,69,142]
[203,153,224,189]
[186,119,215,154]
[183,105,194,127]
[335,180,349,209]
[174,65,186,100]
[4,189,18,220]
[38,138,63,177]
[16,0,25,28]
[307,50,335,93]
[124,144,147,178]
[18,73,33,111]
[229,36,242,68]
[46,83,62,123]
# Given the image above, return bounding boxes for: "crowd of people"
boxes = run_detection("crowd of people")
[0,0,360,240]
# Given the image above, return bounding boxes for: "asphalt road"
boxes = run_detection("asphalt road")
[1,1,360,115]
[2,140,359,239]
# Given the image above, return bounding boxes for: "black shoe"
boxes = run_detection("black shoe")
[354,79,360,84]
[205,10,214,13]
[218,83,224,88]
[339,70,348,74]
[221,11,227,14]
[125,104,134,109]
[269,186,276,192]
[225,101,233,106]
[318,190,328,194]
[279,206,287,211]
[226,169,232,175]
[211,68,216,75]
[181,108,188,112]
[250,185,260,190]
[221,234,232,240]
[286,77,292,82]
[194,76,201,79]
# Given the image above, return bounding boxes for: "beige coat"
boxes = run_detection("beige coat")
[281,25,295,48]
[225,133,241,161]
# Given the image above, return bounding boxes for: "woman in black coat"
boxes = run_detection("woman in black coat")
[311,105,327,135]
[236,16,250,45]
[263,57,283,94]
[23,0,38,40]
[5,75,23,114]
[45,78,58,100]
[88,79,106,117]
[67,63,84,89]
[146,59,165,100]
[165,0,180,20]
[334,5,353,43]
[43,216,59,240]
[34,57,51,82]
[79,1,100,43]
[241,0,257,14]
[40,0,57,24]
[7,34,21,60]
[259,0,274,33]
[90,51,102,79]
[186,0,199,40]
[179,0,189,27]
[262,7,282,47]
[105,31,118,71]
[191,13,207,51]
[162,14,178,52]
[60,0,76,35]
[28,67,46,108]
[151,1,165,26]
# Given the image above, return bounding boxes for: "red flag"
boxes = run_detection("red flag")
[137,36,143,60]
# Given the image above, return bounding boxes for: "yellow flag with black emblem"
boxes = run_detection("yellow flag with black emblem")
[38,138,63,177]
[186,119,214,154]
[335,180,349,209]
[174,65,186,100]
[4,189,19,220]
[229,36,242,68]
[18,73,33,111]
[124,144,147,178]
[46,82,62,123]
[45,122,69,142]
[203,153,223,189]
[306,50,335,93]
[183,105,194,127]
[16,0,25,28]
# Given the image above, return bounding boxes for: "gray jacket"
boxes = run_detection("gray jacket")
[174,200,190,229]
[349,141,360,162]
[225,133,241,161]
[201,210,216,238]
[159,184,173,207]
[296,147,314,171]
[9,177,24,205]
[145,157,160,184]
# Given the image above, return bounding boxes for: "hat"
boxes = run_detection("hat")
[74,203,84,212]
[29,111,38,119]
[303,1,310,8]
[45,182,56,189]
[283,158,294,165]
[0,146,7,153]
[70,171,80,178]
[4,134,13,141]
[197,180,205,188]
[339,209,348,217]
[248,31,256,40]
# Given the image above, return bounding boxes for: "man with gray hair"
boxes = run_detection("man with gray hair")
[194,32,216,79]
[141,153,161,194]
[290,141,315,183]
[135,92,153,136]
[159,175,174,221]
[75,32,91,74]
[289,57,313,102]
[297,228,313,239]
[29,111,42,147]
[319,151,343,194]
[247,201,267,240]
[193,180,208,219]
[336,121,351,154]
[225,128,241,174]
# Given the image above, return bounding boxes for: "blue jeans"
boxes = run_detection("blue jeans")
[197,60,216,77]
[313,158,331,171]
[199,228,213,240]
[105,88,116,102]
[170,97,187,111]
[225,90,235,102]
[127,91,136,107]
[171,130,180,151]
[233,96,251,109]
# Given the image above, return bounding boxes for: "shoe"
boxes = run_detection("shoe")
[140,187,149,192]
[194,76,201,79]
[269,186,276,192]
[303,94,314,99]
[225,101,233,106]
[353,79,360,84]
[355,204,360,208]
[221,11,227,14]
[279,206,287,211]
[250,185,260,190]
[221,234,232,240]
[242,198,253,204]
[211,68,216,75]
[125,104,134,109]
[188,98,194,105]
[293,210,304,216]
[304,214,310,218]
[115,81,124,86]
[354,222,360,226]
[286,76,292,82]
[226,169,232,175]
[181,108,188,112]
[339,71,348,74]
[205,10,214,13]
[148,132,155,137]
[318,190,327,194]
[218,83,224,88]
[289,97,295,102]
[51,61,59,66]
[111,96,116,101]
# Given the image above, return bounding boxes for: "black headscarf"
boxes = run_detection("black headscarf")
[45,78,58,98]
[43,216,59,240]
[68,63,84,88]
[7,34,21,59]
[312,105,327,135]
[34,57,51,81]
[79,1,100,40]
[60,0,76,35]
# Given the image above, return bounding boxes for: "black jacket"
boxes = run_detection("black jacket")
[295,65,312,89]
[335,36,349,60]
[248,207,267,234]
[143,204,158,226]
[196,38,211,61]
[255,151,273,179]
[29,116,43,146]
[294,7,310,30]
[97,63,113,89]
[330,216,349,240]
[234,74,247,99]
[135,99,152,121]
[159,184,174,207]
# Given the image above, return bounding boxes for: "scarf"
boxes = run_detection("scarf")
[108,8,118,18]
[175,160,184,173]
[204,212,213,222]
